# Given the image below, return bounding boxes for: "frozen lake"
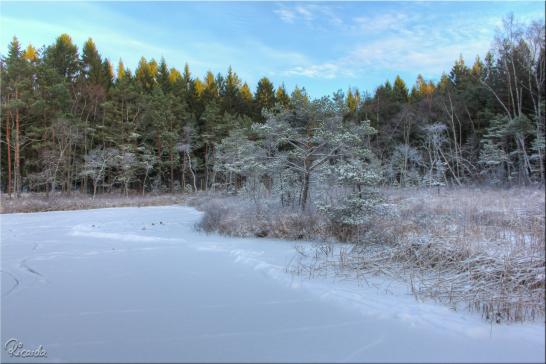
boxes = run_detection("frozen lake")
[1,205,544,362]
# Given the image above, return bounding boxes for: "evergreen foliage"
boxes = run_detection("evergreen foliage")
[0,15,544,201]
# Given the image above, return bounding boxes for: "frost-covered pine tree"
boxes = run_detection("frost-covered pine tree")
[479,140,510,184]
[316,122,383,229]
[388,144,422,186]
[176,126,199,192]
[80,147,118,198]
[422,123,449,188]
[112,150,139,197]
[137,147,157,195]
[214,128,267,198]
[253,96,378,211]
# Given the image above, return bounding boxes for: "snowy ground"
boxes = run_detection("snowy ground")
[1,205,544,363]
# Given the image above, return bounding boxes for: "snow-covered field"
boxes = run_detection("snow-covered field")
[1,205,544,362]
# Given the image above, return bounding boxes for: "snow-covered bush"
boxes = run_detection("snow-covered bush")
[387,144,423,186]
[80,147,119,198]
[318,191,383,225]
[194,196,325,240]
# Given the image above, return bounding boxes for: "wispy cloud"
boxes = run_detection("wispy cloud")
[273,3,342,28]
[274,6,312,24]
[0,15,200,68]
[184,39,310,83]
[351,12,418,34]
[286,63,354,79]
[284,33,491,82]
[281,9,506,82]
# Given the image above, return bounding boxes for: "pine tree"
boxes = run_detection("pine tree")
[117,59,127,81]
[82,38,103,84]
[168,67,182,86]
[2,36,33,196]
[347,88,358,113]
[254,77,275,121]
[199,101,223,189]
[135,57,157,92]
[393,75,409,102]
[449,54,469,88]
[202,70,218,103]
[157,57,170,93]
[290,86,309,107]
[44,33,79,80]
[182,63,192,94]
[223,66,241,113]
[238,82,254,116]
[22,44,38,63]
[102,59,114,89]
[275,84,290,109]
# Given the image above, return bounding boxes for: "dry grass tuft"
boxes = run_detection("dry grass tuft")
[293,186,545,323]
[1,192,190,214]
[194,196,325,240]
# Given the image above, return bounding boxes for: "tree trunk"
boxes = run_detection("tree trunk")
[142,170,149,196]
[170,151,174,193]
[301,170,310,211]
[14,88,21,197]
[211,170,217,192]
[186,151,197,192]
[5,111,12,196]
[181,155,186,192]
[204,144,209,191]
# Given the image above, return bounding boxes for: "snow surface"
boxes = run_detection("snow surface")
[1,205,544,363]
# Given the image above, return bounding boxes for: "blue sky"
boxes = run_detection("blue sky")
[1,1,543,97]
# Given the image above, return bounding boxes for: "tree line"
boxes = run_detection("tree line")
[1,14,544,200]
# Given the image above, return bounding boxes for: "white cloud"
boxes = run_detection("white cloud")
[274,8,297,24]
[273,4,343,28]
[281,23,493,81]
[184,39,310,83]
[279,9,505,81]
[352,12,417,33]
[286,63,351,79]
[274,5,314,24]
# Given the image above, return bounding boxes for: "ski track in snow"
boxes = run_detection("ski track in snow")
[1,205,544,362]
